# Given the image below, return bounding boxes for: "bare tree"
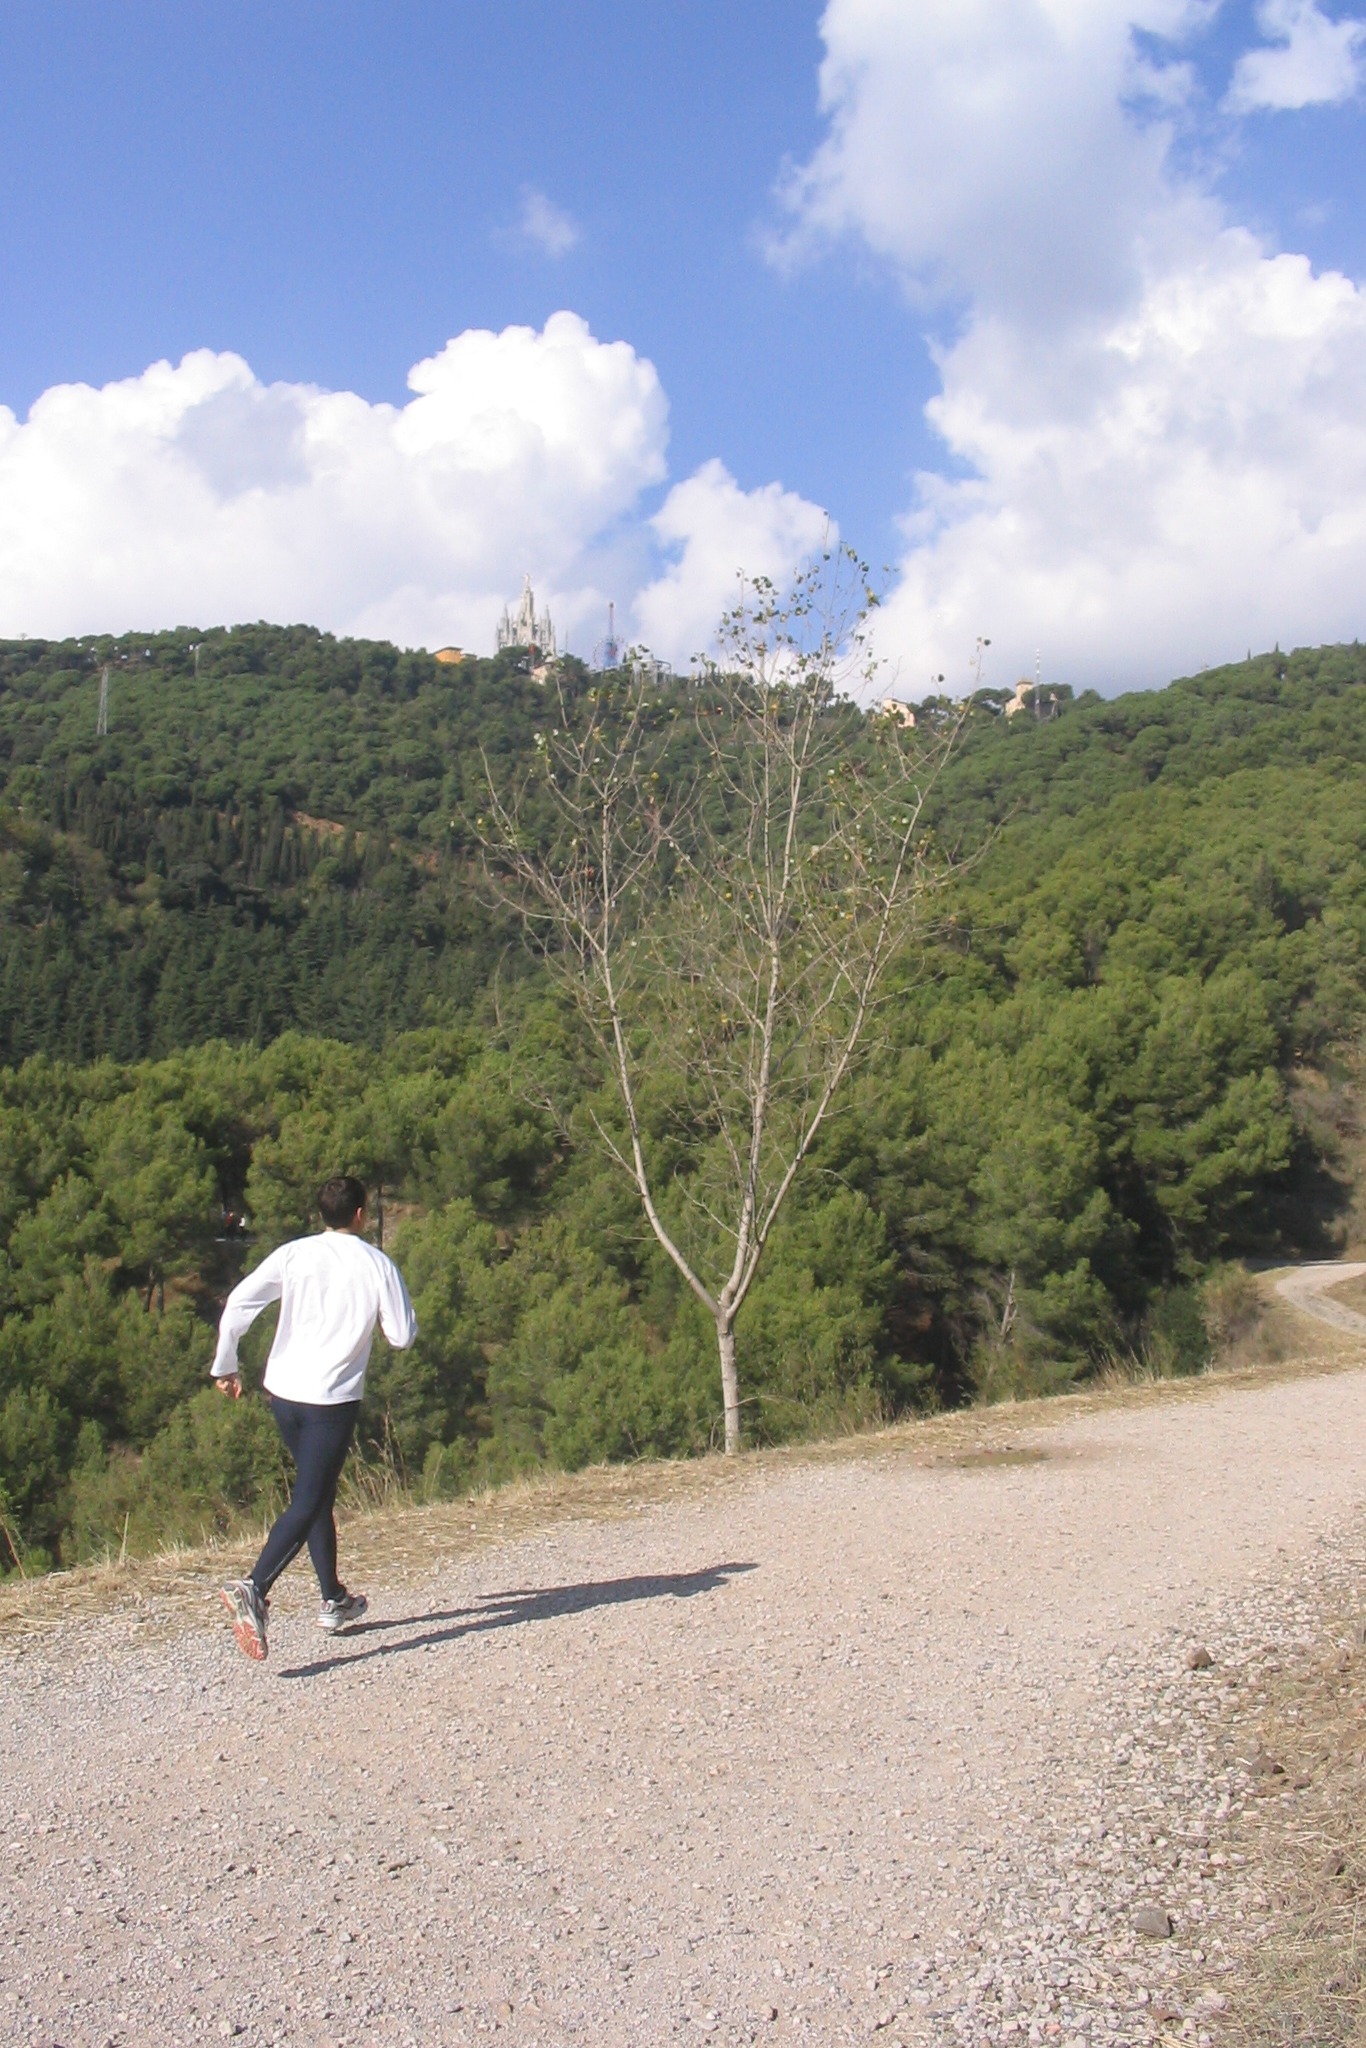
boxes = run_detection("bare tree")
[475,552,964,1453]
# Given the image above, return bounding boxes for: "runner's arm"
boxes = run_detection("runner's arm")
[377,1258,418,1351]
[210,1249,287,1379]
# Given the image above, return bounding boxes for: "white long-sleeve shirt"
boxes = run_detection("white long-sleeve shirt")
[211,1230,418,1404]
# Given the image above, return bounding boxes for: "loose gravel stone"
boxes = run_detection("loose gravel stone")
[1130,1908,1174,1940]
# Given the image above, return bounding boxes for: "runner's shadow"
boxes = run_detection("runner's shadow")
[276,1561,759,1680]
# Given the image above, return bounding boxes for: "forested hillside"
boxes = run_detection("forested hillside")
[0,626,537,1057]
[2,625,1364,1571]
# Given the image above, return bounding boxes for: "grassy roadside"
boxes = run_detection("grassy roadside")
[1209,1614,1366,2048]
[0,1273,1354,1646]
[1326,1268,1366,1318]
[1193,1261,1366,2048]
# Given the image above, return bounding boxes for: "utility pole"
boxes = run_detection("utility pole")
[96,665,110,737]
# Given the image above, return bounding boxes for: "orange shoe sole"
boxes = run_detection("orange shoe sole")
[220,1586,268,1661]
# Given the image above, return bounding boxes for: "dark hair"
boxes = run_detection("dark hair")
[318,1175,367,1229]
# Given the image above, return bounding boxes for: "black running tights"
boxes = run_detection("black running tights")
[250,1396,360,1602]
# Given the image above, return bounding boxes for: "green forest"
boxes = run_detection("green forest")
[2,622,1364,1573]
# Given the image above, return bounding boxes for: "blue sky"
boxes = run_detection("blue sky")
[2,2,1366,689]
[0,1,920,562]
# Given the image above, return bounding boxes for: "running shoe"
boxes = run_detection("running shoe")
[220,1578,268,1662]
[318,1590,368,1634]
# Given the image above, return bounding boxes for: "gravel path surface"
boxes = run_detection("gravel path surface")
[5,1350,1366,2048]
[1273,1260,1366,1336]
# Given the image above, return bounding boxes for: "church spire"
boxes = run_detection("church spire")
[497,574,556,659]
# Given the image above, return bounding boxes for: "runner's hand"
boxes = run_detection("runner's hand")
[215,1374,243,1399]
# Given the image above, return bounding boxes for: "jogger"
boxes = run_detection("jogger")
[211,1175,418,1662]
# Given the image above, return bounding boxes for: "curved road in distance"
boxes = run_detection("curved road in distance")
[1275,1258,1366,1337]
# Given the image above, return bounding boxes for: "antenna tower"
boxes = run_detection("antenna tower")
[592,601,621,672]
[96,664,110,737]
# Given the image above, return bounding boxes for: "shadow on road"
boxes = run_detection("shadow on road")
[276,1561,759,1680]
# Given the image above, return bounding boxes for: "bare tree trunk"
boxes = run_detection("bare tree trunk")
[717,1320,741,1455]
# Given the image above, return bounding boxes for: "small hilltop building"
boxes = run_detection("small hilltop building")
[1005,677,1069,721]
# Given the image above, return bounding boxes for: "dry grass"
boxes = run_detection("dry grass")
[1167,1256,1366,2045]
[1326,1270,1366,1319]
[1208,1618,1366,2048]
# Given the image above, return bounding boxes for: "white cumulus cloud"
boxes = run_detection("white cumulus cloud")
[778,0,1366,696]
[0,312,828,662]
[1226,0,1366,114]
[633,460,835,663]
[884,237,1366,693]
[774,0,1216,320]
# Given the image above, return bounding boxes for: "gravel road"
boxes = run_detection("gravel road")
[5,1343,1366,2048]
[1274,1260,1366,1335]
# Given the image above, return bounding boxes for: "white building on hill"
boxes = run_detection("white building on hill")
[497,576,556,660]
[1005,677,1064,720]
